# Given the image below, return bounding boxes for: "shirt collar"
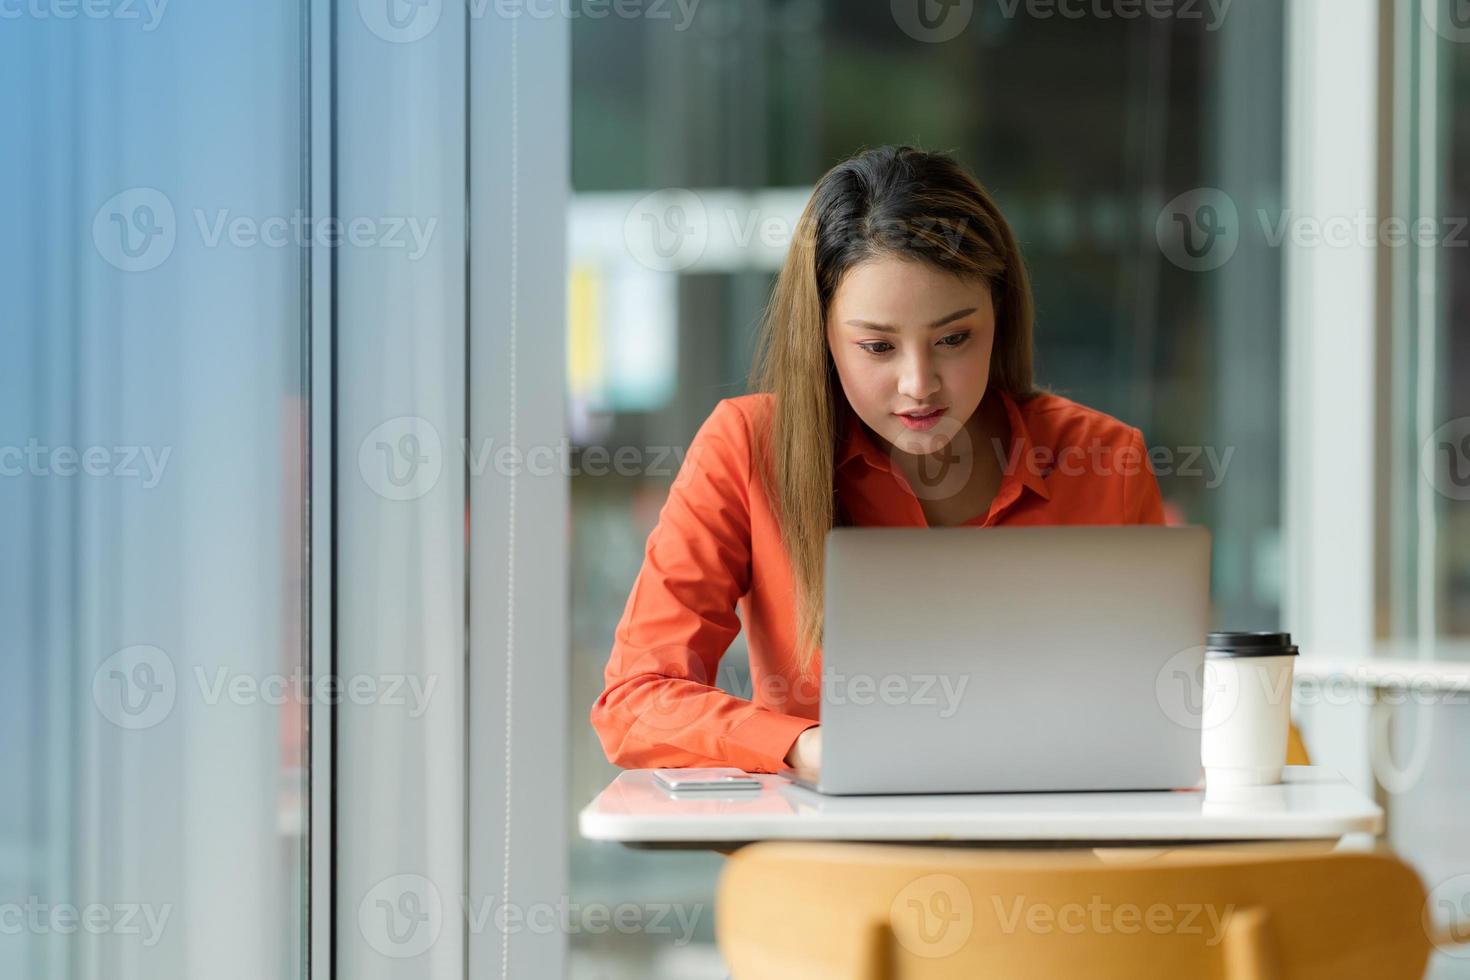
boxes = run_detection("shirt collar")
[836,389,1052,502]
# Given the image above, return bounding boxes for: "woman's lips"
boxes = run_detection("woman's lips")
[894,408,947,431]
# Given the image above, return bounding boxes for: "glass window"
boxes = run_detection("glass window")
[1385,1,1470,651]
[1376,6,1470,975]
[0,8,308,977]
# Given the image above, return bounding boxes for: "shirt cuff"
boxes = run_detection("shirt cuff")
[725,707,820,773]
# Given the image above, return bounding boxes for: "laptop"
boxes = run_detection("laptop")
[785,525,1211,795]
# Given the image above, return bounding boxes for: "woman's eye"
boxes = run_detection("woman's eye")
[859,333,968,355]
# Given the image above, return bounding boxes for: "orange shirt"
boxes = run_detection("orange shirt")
[589,389,1169,773]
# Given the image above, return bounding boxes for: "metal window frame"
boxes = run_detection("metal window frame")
[307,4,569,977]
[1281,0,1382,794]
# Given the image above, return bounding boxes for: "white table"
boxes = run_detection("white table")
[579,766,1383,848]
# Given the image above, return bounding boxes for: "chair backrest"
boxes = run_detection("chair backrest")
[1287,722,1310,765]
[717,841,1438,979]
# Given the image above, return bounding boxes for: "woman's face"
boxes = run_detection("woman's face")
[825,255,996,458]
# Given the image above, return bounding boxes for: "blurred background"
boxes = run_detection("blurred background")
[2,0,1467,978]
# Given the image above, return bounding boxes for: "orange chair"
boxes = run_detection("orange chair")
[717,841,1462,979]
[1287,721,1310,766]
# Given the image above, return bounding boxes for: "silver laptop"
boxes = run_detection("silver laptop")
[787,525,1211,795]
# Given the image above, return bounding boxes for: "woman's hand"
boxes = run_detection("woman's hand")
[784,725,821,773]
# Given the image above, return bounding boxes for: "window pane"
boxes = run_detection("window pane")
[1382,8,1470,978]
[1392,3,1470,648]
[0,7,308,977]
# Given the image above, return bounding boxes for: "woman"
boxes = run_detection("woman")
[590,145,1167,776]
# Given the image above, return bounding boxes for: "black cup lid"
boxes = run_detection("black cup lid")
[1205,631,1298,657]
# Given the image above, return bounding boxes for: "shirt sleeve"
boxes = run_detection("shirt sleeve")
[589,398,818,773]
[1126,426,1168,525]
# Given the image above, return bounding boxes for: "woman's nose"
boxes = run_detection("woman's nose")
[897,351,941,400]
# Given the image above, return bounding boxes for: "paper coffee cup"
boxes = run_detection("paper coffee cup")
[1200,631,1298,787]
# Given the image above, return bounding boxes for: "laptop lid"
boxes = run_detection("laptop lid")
[810,525,1210,795]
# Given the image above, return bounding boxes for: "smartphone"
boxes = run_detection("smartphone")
[653,768,762,791]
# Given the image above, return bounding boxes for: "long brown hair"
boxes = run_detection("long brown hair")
[748,144,1040,677]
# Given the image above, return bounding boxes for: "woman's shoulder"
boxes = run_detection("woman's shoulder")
[1016,389,1146,452]
[719,391,775,421]
[705,392,774,443]
[680,393,773,480]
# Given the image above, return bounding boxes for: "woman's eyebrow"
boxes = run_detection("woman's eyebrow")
[843,307,977,334]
